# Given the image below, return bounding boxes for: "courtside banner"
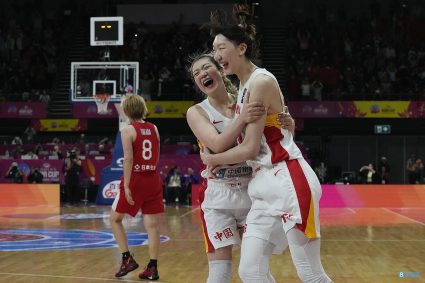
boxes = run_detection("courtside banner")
[33,119,87,131]
[145,101,194,118]
[0,102,47,118]
[353,101,412,118]
[73,101,194,118]
[288,101,425,118]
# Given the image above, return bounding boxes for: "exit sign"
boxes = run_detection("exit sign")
[375,125,391,134]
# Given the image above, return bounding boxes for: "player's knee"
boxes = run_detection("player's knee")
[238,259,259,282]
[109,212,121,224]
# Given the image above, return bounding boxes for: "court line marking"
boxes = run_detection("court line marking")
[179,207,199,218]
[0,272,165,283]
[382,208,425,226]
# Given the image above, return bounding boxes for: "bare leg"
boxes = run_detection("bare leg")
[143,213,161,259]
[110,209,128,253]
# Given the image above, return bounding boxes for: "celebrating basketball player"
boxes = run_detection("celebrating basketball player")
[200,4,332,282]
[186,52,294,283]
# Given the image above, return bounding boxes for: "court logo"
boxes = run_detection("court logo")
[0,229,170,251]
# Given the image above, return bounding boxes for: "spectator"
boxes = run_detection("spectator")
[378,156,391,184]
[28,168,44,184]
[11,136,23,145]
[359,163,378,184]
[406,154,418,184]
[39,90,50,103]
[182,167,200,205]
[5,162,24,183]
[63,149,82,205]
[409,158,424,184]
[21,150,39,160]
[165,166,183,205]
[24,126,36,144]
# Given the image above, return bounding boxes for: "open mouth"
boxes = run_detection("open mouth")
[203,78,213,87]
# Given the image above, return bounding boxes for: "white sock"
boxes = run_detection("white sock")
[206,260,232,283]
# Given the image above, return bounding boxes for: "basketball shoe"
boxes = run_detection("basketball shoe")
[139,265,159,280]
[115,255,139,277]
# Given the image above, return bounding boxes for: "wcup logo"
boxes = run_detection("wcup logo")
[116,158,124,168]
[102,180,120,199]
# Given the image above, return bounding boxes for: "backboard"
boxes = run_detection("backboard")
[70,62,139,102]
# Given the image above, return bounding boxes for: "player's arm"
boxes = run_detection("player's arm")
[201,76,275,166]
[121,125,135,205]
[186,101,264,154]
[153,125,160,164]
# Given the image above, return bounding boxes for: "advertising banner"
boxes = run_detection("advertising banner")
[73,101,193,118]
[0,159,110,185]
[0,102,47,118]
[287,101,425,118]
[32,119,87,132]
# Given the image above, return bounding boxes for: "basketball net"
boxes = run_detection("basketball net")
[114,93,130,131]
[94,94,111,114]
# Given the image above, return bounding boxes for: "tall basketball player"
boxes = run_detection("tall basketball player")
[110,94,162,281]
[201,4,332,283]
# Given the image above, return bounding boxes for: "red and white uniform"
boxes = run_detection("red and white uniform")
[197,97,252,252]
[235,68,322,253]
[112,121,164,217]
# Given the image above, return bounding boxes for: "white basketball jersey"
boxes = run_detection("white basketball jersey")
[197,96,253,185]
[235,68,304,170]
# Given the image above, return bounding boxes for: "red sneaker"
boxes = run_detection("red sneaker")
[139,265,159,280]
[115,255,139,277]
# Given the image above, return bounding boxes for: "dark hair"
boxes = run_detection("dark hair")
[206,3,258,59]
[187,52,238,99]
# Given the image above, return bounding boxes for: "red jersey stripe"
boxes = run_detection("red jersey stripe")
[264,126,289,164]
[286,159,312,235]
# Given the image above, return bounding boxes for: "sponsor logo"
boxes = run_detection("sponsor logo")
[102,180,120,198]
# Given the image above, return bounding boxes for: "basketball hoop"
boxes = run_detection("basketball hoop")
[94,94,111,114]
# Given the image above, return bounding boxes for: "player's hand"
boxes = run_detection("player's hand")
[277,106,295,132]
[200,147,216,167]
[124,187,135,205]
[240,91,265,124]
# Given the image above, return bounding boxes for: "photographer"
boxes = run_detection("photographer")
[5,162,24,183]
[28,167,44,184]
[63,149,82,205]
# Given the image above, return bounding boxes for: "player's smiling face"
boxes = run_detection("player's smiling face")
[191,57,223,96]
[212,34,240,76]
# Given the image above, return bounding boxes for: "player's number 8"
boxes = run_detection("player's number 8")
[142,139,152,160]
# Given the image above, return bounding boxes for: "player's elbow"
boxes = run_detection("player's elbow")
[242,143,260,160]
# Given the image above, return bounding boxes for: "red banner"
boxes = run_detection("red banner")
[0,102,47,118]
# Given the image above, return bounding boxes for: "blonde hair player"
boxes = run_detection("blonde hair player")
[110,94,163,280]
[186,52,295,283]
[201,4,332,283]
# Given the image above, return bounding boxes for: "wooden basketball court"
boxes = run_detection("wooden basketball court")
[0,185,424,283]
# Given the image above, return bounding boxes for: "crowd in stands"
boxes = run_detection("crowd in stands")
[0,1,61,103]
[285,1,425,101]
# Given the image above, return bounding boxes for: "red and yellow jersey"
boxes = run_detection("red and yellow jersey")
[236,68,303,170]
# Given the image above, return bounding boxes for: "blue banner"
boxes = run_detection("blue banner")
[96,133,123,205]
